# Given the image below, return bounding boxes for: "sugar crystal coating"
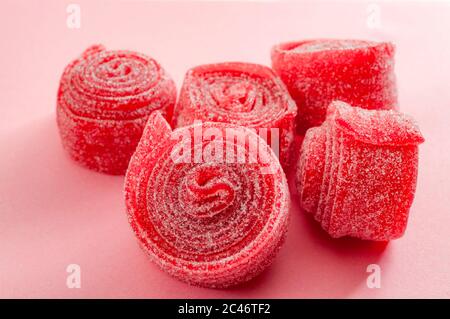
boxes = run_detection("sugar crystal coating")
[57,45,176,174]
[296,101,424,241]
[125,112,290,288]
[173,62,297,169]
[271,39,398,133]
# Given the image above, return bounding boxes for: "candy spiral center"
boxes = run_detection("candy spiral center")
[211,82,256,113]
[182,165,236,218]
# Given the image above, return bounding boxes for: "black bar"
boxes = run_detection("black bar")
[0,299,446,317]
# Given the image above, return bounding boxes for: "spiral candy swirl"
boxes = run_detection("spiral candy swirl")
[173,62,297,169]
[125,112,290,288]
[57,45,176,174]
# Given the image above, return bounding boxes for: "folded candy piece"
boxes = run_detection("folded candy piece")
[57,45,176,174]
[295,101,424,241]
[271,39,398,133]
[173,62,297,169]
[125,112,290,288]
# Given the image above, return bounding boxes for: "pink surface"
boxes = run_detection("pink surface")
[0,0,449,298]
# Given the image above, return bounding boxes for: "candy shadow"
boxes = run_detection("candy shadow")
[0,114,124,224]
[280,177,389,298]
[222,177,388,298]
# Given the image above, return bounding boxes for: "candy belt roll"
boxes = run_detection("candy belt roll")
[271,39,398,134]
[125,112,290,288]
[296,101,424,241]
[173,62,297,169]
[57,45,176,175]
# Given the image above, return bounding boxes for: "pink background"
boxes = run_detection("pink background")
[0,0,449,298]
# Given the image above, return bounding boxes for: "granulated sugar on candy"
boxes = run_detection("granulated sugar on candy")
[296,101,424,241]
[271,39,398,133]
[173,62,297,169]
[125,112,290,288]
[57,45,176,174]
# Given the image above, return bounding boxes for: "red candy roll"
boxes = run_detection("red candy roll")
[173,62,297,169]
[125,112,290,288]
[296,101,424,241]
[271,39,398,133]
[57,45,176,174]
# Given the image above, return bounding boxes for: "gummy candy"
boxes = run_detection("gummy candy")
[296,101,424,241]
[173,62,297,169]
[125,112,290,288]
[57,45,176,174]
[271,39,398,133]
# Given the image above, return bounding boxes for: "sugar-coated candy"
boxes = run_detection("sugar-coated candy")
[173,62,297,169]
[57,45,176,174]
[125,112,290,288]
[296,101,424,241]
[271,39,398,133]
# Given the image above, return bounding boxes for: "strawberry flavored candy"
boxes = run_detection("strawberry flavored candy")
[296,101,424,241]
[173,62,297,169]
[271,39,398,133]
[57,45,176,174]
[125,112,290,288]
